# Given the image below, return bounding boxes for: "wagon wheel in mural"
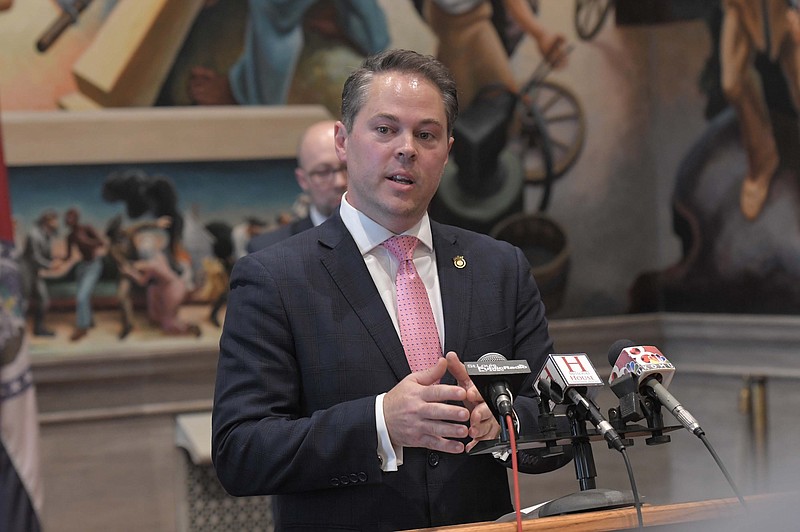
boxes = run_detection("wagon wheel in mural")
[575,0,614,41]
[511,78,585,210]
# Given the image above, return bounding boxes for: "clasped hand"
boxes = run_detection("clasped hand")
[383,352,501,454]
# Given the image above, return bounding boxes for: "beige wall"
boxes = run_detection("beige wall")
[34,313,800,530]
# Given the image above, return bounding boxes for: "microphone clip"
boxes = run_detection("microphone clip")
[607,373,671,446]
[533,390,568,458]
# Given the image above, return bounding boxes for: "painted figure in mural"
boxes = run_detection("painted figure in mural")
[105,215,174,340]
[418,0,568,109]
[105,215,137,340]
[721,0,800,220]
[124,225,201,338]
[63,207,106,342]
[212,49,557,530]
[199,253,230,328]
[790,5,800,42]
[200,220,235,328]
[101,169,192,285]
[247,119,348,252]
[231,216,268,259]
[187,0,389,107]
[19,210,61,337]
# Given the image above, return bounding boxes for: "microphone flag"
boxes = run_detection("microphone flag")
[609,345,675,390]
[539,353,603,402]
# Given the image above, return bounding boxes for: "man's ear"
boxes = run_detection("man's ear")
[334,121,348,161]
[443,135,454,171]
[295,167,309,193]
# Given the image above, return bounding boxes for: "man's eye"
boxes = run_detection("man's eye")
[419,132,432,140]
[376,126,390,134]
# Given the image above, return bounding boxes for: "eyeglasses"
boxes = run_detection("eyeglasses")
[306,164,347,181]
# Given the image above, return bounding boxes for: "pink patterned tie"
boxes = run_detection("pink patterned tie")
[382,235,442,372]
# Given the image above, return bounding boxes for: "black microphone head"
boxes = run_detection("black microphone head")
[607,339,636,366]
[466,353,530,421]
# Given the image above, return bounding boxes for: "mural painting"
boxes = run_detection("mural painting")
[7,159,297,356]
[4,0,800,356]
[629,1,800,314]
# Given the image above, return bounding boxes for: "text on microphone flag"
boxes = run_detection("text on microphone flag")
[470,362,530,374]
[544,353,604,387]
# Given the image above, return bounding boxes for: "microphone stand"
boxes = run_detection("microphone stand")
[568,405,598,491]
[639,394,672,445]
[534,392,567,459]
[532,392,637,518]
[607,373,672,446]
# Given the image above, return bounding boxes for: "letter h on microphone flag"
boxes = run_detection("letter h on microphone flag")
[0,107,44,532]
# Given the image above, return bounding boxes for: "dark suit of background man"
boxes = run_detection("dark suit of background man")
[247,119,348,252]
[212,48,554,531]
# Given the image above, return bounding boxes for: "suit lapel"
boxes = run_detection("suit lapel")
[432,223,471,384]
[317,216,411,381]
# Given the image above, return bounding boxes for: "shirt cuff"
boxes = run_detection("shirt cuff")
[375,393,403,471]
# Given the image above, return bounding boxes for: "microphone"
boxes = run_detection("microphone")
[466,353,574,472]
[608,340,704,437]
[536,354,625,452]
[465,352,530,420]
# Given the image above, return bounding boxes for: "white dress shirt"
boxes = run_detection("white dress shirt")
[339,193,445,471]
[308,204,328,227]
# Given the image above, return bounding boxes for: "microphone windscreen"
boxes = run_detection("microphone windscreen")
[477,352,507,363]
[607,339,636,366]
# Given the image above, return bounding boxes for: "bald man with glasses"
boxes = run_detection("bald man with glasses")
[248,119,348,252]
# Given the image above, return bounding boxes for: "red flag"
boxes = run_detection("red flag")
[0,116,12,242]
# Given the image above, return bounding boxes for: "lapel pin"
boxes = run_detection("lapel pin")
[453,255,466,269]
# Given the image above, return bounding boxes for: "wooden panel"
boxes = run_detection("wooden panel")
[1,105,332,165]
[406,493,797,531]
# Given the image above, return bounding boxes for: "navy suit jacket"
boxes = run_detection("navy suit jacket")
[212,213,554,531]
[246,216,314,253]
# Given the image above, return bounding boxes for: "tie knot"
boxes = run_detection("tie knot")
[382,235,419,262]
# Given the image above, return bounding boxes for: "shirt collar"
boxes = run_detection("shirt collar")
[308,204,327,227]
[340,192,433,256]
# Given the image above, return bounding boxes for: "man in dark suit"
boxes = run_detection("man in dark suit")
[213,48,555,531]
[247,119,347,252]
